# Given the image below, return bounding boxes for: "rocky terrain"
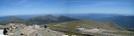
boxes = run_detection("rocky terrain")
[0,23,64,36]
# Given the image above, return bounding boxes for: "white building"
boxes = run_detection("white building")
[33,25,40,29]
[76,28,86,31]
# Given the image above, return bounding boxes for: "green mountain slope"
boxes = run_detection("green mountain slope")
[0,17,24,24]
[0,14,78,25]
[47,20,125,31]
[98,16,134,28]
[46,20,134,36]
[26,14,59,24]
[58,15,78,22]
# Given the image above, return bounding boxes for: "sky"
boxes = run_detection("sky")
[0,0,134,16]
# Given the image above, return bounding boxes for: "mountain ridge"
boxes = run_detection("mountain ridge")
[0,14,78,25]
[0,14,134,28]
[98,16,134,28]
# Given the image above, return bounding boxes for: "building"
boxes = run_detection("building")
[33,25,40,29]
[76,28,86,31]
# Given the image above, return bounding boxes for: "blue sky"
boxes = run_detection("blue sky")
[0,0,134,16]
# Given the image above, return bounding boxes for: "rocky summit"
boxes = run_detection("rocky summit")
[1,23,64,36]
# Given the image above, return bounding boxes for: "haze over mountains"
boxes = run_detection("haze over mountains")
[0,14,78,25]
[0,14,134,28]
[65,14,134,28]
[97,16,134,28]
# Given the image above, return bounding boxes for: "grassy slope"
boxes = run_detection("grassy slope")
[46,20,125,31]
[43,20,134,36]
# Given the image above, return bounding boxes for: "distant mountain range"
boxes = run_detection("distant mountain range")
[0,16,13,22]
[0,14,78,25]
[65,14,120,21]
[97,16,134,28]
[0,14,118,22]
[0,14,134,28]
[64,14,134,28]
[1,17,25,24]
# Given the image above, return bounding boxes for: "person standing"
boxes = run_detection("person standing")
[3,28,8,35]
[44,25,47,28]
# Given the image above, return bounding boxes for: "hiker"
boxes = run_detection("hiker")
[3,28,8,35]
[44,25,47,28]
